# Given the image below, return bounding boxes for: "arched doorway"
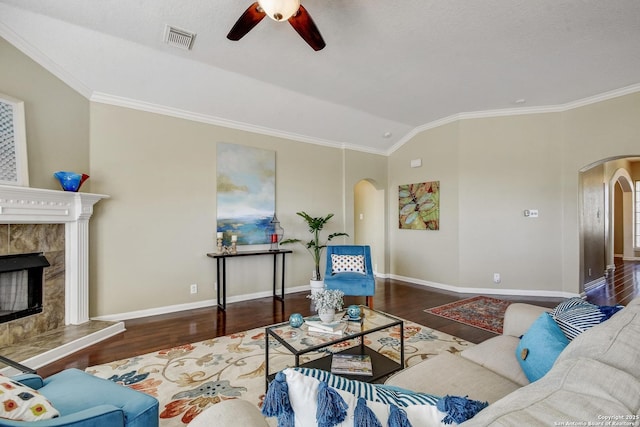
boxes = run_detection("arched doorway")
[354,179,385,276]
[609,168,634,270]
[580,157,638,292]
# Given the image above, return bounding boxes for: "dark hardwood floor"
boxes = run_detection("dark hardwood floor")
[586,257,640,306]
[35,259,640,378]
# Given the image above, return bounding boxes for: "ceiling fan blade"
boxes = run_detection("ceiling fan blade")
[288,5,326,51]
[227,2,266,41]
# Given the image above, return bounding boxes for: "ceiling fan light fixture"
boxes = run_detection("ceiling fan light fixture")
[258,0,300,21]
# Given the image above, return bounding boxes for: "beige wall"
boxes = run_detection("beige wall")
[88,103,367,316]
[388,92,640,296]
[354,180,385,274]
[0,38,89,190]
[388,122,461,286]
[561,93,640,290]
[458,114,564,292]
[345,150,388,274]
[1,36,387,318]
[4,33,640,316]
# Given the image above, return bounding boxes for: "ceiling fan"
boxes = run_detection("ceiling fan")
[227,0,326,51]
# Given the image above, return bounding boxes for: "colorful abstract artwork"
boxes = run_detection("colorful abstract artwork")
[398,181,440,230]
[216,143,275,245]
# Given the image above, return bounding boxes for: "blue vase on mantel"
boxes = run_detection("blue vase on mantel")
[53,171,89,192]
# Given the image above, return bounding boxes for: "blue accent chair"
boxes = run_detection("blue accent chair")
[324,245,375,308]
[0,368,159,427]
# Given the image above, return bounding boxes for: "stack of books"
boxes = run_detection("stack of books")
[305,318,345,335]
[330,354,373,376]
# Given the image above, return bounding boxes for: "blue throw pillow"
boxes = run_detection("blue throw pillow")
[516,312,569,382]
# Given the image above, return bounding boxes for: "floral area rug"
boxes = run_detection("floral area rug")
[86,316,472,427]
[424,296,512,334]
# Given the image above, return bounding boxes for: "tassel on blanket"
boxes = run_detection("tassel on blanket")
[277,409,295,427]
[261,372,294,427]
[316,381,348,427]
[388,404,412,427]
[436,395,488,425]
[353,397,382,427]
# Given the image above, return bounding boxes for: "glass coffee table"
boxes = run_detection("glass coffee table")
[265,306,404,387]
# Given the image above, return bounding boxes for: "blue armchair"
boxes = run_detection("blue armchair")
[324,245,375,308]
[0,368,159,427]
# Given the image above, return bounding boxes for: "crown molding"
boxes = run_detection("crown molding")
[93,82,640,157]
[3,17,638,158]
[91,83,640,157]
[388,83,640,155]
[0,22,93,99]
[90,92,387,156]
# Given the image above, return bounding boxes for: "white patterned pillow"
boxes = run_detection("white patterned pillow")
[331,254,366,274]
[0,374,60,421]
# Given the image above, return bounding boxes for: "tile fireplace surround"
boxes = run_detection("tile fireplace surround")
[0,185,123,371]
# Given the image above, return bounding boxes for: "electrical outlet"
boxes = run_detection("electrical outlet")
[493,273,501,284]
[190,284,198,294]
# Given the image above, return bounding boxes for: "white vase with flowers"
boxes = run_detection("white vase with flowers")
[307,289,344,323]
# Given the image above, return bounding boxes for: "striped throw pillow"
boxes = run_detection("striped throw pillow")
[551,298,623,340]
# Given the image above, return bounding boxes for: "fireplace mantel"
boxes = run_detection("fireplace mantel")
[0,185,109,324]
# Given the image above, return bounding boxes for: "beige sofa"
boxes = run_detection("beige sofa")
[384,301,546,403]
[189,297,640,426]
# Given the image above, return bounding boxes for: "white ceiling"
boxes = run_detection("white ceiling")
[1,0,639,155]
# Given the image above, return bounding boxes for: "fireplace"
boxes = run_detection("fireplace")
[0,252,50,323]
[0,185,107,336]
[0,186,116,367]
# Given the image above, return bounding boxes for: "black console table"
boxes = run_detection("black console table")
[206,249,292,311]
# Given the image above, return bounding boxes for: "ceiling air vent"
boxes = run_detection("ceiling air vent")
[164,25,196,50]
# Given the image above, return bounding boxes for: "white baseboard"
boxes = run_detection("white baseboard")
[95,275,581,323]
[1,322,125,376]
[93,285,311,322]
[583,276,606,293]
[390,274,580,299]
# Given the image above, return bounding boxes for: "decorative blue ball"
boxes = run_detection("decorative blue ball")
[289,313,304,328]
[347,305,361,320]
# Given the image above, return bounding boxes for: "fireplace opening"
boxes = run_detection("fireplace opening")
[0,253,50,323]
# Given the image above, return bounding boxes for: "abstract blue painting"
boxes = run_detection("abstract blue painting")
[216,143,275,245]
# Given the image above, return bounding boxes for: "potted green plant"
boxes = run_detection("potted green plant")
[280,211,349,287]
